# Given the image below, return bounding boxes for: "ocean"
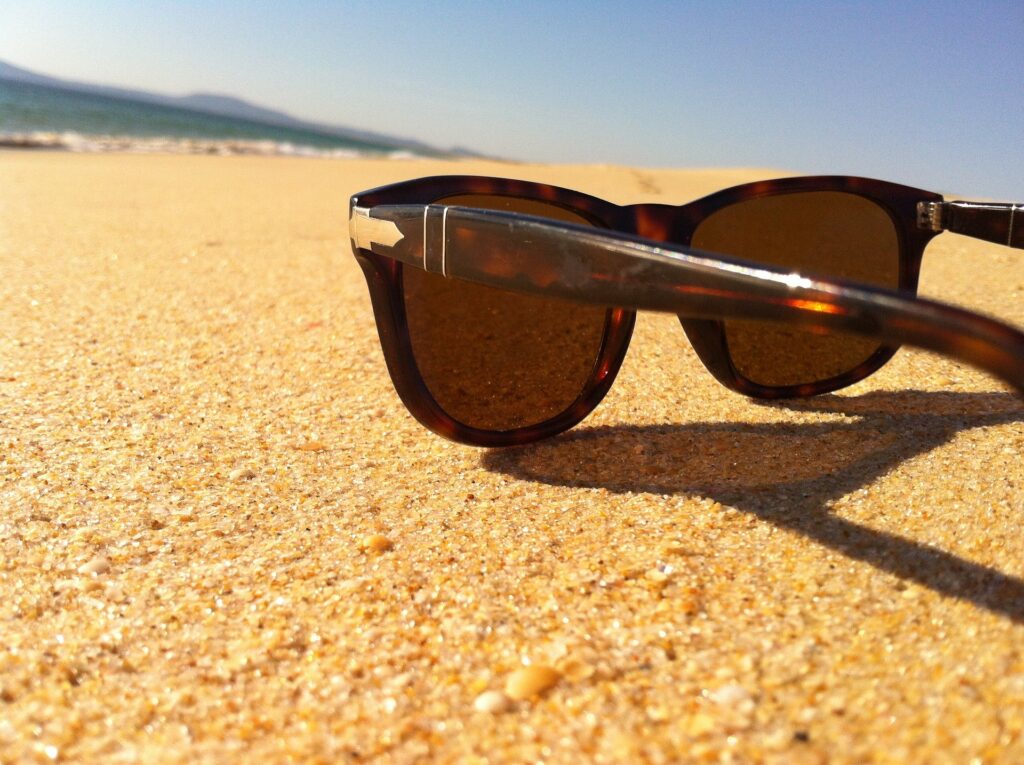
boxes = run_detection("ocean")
[0,78,424,158]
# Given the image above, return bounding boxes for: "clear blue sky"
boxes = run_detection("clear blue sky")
[2,0,1021,198]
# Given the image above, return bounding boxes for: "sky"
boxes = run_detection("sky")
[1,0,1022,198]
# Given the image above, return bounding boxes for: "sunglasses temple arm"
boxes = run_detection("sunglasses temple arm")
[919,201,1024,250]
[351,204,1024,394]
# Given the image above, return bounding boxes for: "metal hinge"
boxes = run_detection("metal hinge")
[350,205,405,250]
[916,201,946,232]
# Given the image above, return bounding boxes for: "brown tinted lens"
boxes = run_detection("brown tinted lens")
[691,191,900,387]
[403,194,609,431]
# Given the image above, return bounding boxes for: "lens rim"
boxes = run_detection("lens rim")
[669,177,939,400]
[351,176,637,446]
[688,188,907,393]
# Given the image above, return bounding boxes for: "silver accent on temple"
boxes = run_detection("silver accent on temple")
[350,206,405,250]
[423,206,429,268]
[441,205,450,277]
[1010,205,1018,247]
[916,201,945,232]
[422,204,447,274]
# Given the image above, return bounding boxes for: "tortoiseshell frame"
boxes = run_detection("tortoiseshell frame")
[350,176,1024,446]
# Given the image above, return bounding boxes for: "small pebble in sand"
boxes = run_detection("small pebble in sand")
[360,534,393,553]
[473,690,512,714]
[504,665,561,700]
[77,556,110,575]
[709,683,755,716]
[229,467,256,481]
[644,568,669,583]
[709,683,752,706]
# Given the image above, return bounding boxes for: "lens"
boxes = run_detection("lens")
[402,194,610,431]
[691,191,900,387]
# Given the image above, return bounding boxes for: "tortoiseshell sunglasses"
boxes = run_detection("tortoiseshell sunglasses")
[349,175,1024,446]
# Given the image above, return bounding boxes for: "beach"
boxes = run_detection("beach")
[2,151,1023,762]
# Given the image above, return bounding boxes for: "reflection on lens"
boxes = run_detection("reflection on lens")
[692,191,900,387]
[403,195,609,431]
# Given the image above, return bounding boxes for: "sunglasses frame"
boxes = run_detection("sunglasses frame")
[351,175,991,446]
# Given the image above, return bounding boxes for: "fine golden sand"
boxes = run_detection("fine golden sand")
[1,152,1023,763]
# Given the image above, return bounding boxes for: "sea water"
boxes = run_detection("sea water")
[0,78,421,158]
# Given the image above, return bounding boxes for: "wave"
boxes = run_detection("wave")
[0,131,429,159]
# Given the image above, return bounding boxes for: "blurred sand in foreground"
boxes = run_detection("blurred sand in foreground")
[1,152,1023,763]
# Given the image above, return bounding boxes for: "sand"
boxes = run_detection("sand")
[1,152,1022,763]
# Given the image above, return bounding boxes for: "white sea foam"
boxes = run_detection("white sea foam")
[0,131,423,160]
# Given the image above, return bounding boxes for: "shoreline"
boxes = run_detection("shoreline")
[0,130,432,159]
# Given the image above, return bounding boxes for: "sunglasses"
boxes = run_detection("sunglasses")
[349,175,1024,447]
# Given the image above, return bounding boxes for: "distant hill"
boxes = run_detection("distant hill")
[0,59,473,157]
